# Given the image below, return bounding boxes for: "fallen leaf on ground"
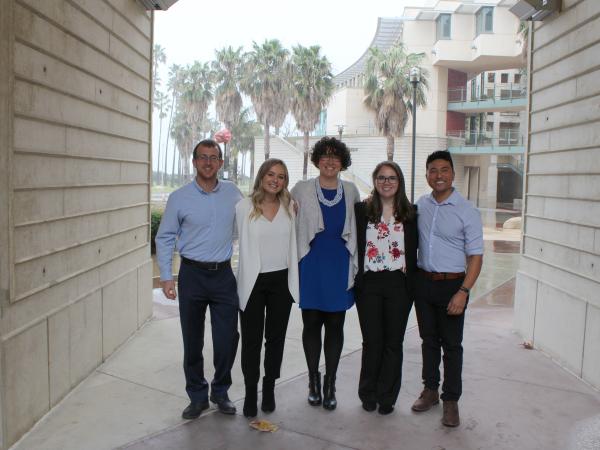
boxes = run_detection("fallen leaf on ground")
[521,341,533,350]
[249,419,278,432]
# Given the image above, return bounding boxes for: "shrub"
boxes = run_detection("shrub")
[150,208,163,254]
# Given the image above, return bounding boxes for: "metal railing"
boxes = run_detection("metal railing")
[448,83,526,103]
[447,130,523,147]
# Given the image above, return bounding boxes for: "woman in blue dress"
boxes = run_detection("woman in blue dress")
[291,137,360,410]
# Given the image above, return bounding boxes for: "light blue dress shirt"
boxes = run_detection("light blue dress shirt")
[416,189,484,273]
[155,179,243,281]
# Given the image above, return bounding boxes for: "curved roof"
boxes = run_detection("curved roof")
[333,17,404,87]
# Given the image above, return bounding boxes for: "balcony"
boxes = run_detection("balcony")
[448,130,525,155]
[448,83,527,113]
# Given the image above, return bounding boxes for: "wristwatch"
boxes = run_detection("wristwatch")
[459,286,470,294]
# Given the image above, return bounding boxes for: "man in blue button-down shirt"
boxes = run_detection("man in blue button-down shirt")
[156,139,243,419]
[411,151,483,428]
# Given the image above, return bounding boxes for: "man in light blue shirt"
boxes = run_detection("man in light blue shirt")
[156,139,242,419]
[411,150,483,428]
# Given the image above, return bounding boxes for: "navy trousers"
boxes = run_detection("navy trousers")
[177,261,239,403]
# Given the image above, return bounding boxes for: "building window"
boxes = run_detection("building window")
[436,14,451,40]
[514,73,522,84]
[501,73,509,83]
[487,72,495,83]
[476,6,494,36]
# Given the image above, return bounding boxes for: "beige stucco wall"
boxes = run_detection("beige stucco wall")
[0,1,153,447]
[514,0,600,389]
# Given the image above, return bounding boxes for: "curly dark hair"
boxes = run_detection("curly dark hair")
[310,136,352,170]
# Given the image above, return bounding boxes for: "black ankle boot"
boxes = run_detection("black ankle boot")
[322,374,337,410]
[261,377,276,413]
[307,371,322,406]
[243,384,258,418]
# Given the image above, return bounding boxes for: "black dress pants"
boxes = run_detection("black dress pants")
[414,271,467,402]
[356,270,412,406]
[240,269,293,386]
[177,262,239,403]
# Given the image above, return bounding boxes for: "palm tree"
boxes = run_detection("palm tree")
[290,45,334,179]
[213,46,244,174]
[229,107,263,184]
[152,44,167,96]
[154,90,169,184]
[163,64,184,185]
[180,61,213,128]
[364,42,429,161]
[241,39,290,160]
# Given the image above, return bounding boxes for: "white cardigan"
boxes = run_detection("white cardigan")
[235,197,300,311]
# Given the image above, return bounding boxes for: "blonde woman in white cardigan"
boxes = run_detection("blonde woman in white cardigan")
[235,158,299,418]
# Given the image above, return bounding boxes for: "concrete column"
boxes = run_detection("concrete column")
[0,1,14,445]
[485,155,498,208]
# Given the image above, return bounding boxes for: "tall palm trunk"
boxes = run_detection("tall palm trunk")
[163,96,176,185]
[303,131,310,180]
[264,122,270,160]
[155,115,163,185]
[170,144,177,187]
[386,135,395,161]
[250,142,256,180]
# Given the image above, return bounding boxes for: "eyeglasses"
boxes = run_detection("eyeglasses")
[319,155,342,163]
[196,155,220,162]
[376,175,399,184]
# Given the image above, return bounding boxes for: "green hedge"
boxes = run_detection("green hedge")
[150,208,163,254]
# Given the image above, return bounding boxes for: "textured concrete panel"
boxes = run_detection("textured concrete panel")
[13,82,148,142]
[63,185,148,217]
[513,271,537,342]
[137,260,153,327]
[535,283,586,376]
[102,269,138,358]
[70,291,102,385]
[582,304,600,388]
[13,189,65,225]
[20,0,110,52]
[48,308,71,406]
[14,225,147,298]
[3,321,50,447]
[14,4,150,98]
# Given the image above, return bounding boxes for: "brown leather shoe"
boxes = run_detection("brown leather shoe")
[442,401,460,427]
[411,388,439,412]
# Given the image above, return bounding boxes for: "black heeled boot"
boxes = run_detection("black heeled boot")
[243,384,258,418]
[307,371,322,406]
[322,374,337,411]
[261,377,276,413]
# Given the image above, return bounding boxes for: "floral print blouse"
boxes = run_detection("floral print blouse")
[364,218,406,273]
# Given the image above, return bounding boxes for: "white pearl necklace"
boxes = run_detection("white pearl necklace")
[315,178,343,207]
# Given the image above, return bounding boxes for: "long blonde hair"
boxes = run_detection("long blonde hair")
[250,159,292,220]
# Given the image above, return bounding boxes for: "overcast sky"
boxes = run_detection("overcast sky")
[151,0,422,173]
[154,0,418,76]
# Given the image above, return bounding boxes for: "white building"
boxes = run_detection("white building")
[257,1,527,208]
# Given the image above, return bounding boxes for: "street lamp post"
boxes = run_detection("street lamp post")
[409,67,421,204]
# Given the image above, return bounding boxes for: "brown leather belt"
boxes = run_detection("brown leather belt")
[181,257,230,271]
[419,269,465,281]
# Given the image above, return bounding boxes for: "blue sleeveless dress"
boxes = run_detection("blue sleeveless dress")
[299,188,354,312]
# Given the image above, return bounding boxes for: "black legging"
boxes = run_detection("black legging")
[302,309,346,376]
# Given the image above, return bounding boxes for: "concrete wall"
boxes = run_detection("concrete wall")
[0,1,154,447]
[514,0,600,390]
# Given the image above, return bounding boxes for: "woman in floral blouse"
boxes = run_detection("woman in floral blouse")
[354,161,418,415]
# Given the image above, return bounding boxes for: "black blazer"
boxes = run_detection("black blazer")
[354,201,418,299]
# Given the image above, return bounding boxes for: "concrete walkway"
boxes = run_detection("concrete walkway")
[11,233,600,450]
